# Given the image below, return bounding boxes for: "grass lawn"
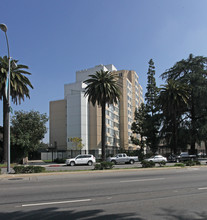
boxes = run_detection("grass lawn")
[0,163,17,168]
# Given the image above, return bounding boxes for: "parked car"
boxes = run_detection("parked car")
[167,154,176,162]
[107,153,138,164]
[197,152,206,157]
[176,152,197,162]
[144,155,167,163]
[65,154,96,166]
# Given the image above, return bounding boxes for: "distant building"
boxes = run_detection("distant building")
[49,64,143,154]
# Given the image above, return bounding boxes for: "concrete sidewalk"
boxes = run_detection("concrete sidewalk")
[28,160,47,165]
[28,160,65,167]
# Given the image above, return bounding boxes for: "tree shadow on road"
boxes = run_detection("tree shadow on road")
[157,208,207,220]
[0,207,144,220]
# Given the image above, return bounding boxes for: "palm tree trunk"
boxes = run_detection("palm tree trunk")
[101,102,106,161]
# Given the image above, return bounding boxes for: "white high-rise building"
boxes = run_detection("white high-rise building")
[49,64,143,153]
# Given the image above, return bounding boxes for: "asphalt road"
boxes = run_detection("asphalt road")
[1,166,207,219]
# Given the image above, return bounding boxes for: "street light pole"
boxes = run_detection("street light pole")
[0,23,11,173]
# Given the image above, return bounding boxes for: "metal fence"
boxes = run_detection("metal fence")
[41,149,131,161]
[41,148,207,161]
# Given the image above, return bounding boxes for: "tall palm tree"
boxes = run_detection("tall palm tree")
[158,79,189,154]
[0,56,33,162]
[84,70,121,161]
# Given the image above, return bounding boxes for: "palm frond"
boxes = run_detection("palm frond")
[0,56,33,104]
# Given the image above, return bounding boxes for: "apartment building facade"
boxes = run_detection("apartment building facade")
[49,64,143,153]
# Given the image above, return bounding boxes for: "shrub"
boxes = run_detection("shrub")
[13,166,45,174]
[94,164,102,170]
[158,161,166,167]
[195,161,201,165]
[94,161,114,170]
[95,159,102,163]
[13,166,25,173]
[54,158,65,163]
[33,166,46,173]
[141,160,155,168]
[174,163,185,167]
[184,160,196,166]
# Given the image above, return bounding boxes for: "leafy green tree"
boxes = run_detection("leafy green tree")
[131,103,148,151]
[145,59,158,114]
[11,110,48,161]
[0,56,33,162]
[161,54,207,154]
[84,70,121,161]
[157,80,190,154]
[69,137,84,150]
[145,59,160,153]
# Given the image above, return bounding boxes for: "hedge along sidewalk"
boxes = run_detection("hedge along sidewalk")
[13,166,46,174]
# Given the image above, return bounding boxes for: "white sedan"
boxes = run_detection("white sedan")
[144,155,167,163]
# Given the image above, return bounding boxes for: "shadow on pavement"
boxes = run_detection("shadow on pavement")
[157,208,207,220]
[0,207,143,220]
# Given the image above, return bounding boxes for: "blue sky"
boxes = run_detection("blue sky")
[1,0,207,142]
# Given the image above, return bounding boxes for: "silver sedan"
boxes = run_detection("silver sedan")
[144,155,167,163]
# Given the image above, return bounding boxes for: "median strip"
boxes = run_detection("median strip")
[120,177,165,183]
[21,199,91,207]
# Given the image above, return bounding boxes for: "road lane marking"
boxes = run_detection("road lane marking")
[198,187,207,190]
[21,199,91,207]
[120,178,165,183]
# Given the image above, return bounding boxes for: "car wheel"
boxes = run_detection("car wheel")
[129,159,134,164]
[70,161,75,166]
[88,161,93,166]
[111,160,116,165]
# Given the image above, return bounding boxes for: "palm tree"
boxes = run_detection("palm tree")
[0,56,33,162]
[157,79,189,154]
[84,70,121,161]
